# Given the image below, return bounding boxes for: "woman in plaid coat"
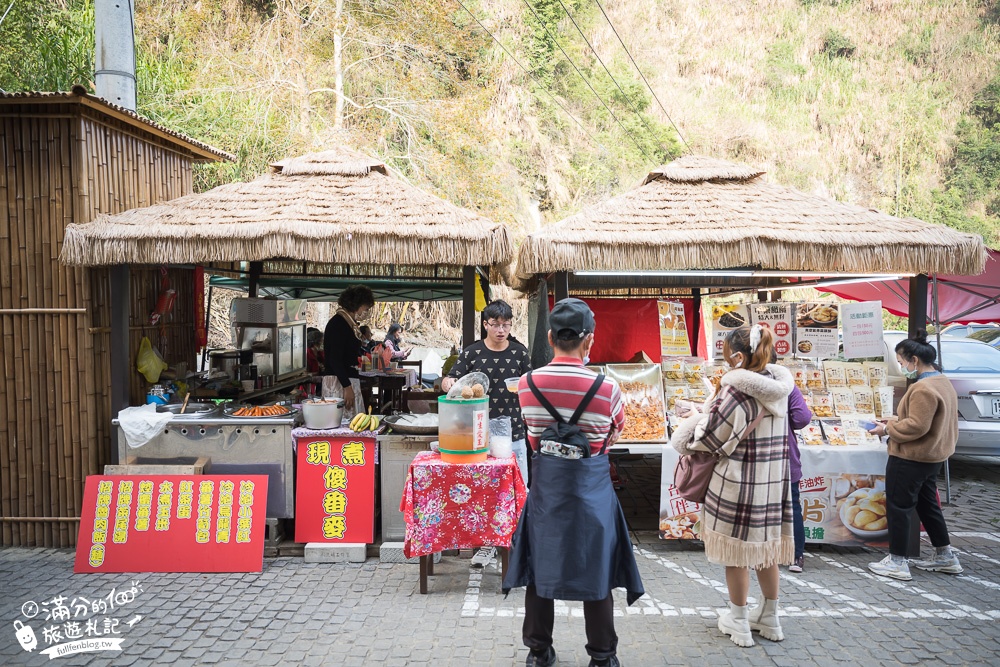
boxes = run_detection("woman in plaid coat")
[671,325,795,647]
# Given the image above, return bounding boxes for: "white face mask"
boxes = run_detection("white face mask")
[729,354,743,369]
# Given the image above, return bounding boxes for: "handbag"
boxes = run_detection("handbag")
[673,407,768,504]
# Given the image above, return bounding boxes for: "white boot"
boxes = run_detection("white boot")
[717,602,754,647]
[748,598,784,641]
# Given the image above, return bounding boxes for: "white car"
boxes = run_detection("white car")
[882,333,1000,456]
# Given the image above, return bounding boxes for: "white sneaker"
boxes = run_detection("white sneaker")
[471,547,495,568]
[717,602,754,647]
[868,554,912,581]
[911,551,963,574]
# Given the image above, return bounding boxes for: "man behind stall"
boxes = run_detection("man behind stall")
[503,298,642,667]
[442,300,531,483]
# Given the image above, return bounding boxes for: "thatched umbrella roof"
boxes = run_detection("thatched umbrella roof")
[60,146,512,268]
[514,155,987,289]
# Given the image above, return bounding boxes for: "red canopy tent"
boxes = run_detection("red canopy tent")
[823,250,1000,324]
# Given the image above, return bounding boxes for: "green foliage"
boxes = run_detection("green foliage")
[821,29,856,58]
[0,0,94,92]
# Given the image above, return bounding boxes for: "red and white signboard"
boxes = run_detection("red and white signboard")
[750,303,793,358]
[74,474,268,573]
[295,436,376,544]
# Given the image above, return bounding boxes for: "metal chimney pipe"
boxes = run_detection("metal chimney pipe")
[94,0,137,111]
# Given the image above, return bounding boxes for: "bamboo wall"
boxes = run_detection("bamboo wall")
[1,100,198,547]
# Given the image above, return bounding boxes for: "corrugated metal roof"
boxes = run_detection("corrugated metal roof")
[0,88,234,162]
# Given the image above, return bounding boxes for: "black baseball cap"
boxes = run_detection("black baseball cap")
[549,298,596,339]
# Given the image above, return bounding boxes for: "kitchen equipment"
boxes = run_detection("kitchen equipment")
[114,414,295,518]
[236,364,258,383]
[179,393,191,414]
[301,399,345,429]
[232,298,308,381]
[383,413,439,435]
[378,433,436,540]
[156,402,219,417]
[209,349,243,378]
[437,395,489,463]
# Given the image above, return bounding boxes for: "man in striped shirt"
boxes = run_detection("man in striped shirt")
[515,298,627,667]
[518,310,625,458]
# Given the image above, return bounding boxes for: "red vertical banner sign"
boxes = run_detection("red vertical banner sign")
[193,266,207,352]
[295,435,376,543]
[74,475,268,573]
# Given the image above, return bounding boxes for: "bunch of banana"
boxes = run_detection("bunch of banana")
[349,408,380,432]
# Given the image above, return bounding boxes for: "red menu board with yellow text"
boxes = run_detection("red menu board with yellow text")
[74,475,268,573]
[295,436,376,544]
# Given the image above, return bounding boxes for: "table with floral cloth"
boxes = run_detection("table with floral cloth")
[399,451,526,592]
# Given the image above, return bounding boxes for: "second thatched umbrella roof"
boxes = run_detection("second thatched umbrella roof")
[60,147,512,268]
[514,155,987,288]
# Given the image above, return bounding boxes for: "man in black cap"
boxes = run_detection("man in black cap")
[503,298,643,667]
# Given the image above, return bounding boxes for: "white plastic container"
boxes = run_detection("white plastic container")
[301,399,344,430]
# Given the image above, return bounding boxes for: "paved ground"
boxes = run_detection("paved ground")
[2,455,999,666]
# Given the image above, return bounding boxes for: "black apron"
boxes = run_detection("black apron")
[502,373,644,604]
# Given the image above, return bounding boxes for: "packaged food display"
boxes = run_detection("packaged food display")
[606,363,667,442]
[663,383,689,414]
[852,386,875,414]
[865,362,889,388]
[874,386,896,420]
[811,392,834,418]
[845,363,868,387]
[684,358,706,386]
[822,419,847,446]
[802,420,826,446]
[806,367,826,391]
[791,365,808,392]
[824,361,847,388]
[661,357,684,381]
[841,417,874,446]
[830,387,856,417]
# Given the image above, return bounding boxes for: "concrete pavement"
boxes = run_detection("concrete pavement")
[2,455,999,666]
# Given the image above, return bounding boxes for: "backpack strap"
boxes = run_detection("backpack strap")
[569,374,606,426]
[526,372,564,424]
[739,405,769,444]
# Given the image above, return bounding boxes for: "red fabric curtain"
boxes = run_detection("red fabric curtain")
[549,297,708,362]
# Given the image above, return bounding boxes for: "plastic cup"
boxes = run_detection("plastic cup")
[504,377,519,392]
[241,380,255,393]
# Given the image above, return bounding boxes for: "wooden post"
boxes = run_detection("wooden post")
[462,265,476,348]
[248,261,263,298]
[109,264,130,465]
[553,272,569,303]
[690,288,701,357]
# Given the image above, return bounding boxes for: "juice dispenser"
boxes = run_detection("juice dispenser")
[437,395,489,463]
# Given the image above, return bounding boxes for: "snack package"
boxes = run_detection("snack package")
[663,383,690,414]
[802,420,826,446]
[874,386,896,420]
[830,387,855,417]
[842,417,872,446]
[806,366,826,392]
[852,386,875,414]
[865,362,889,388]
[846,363,868,387]
[661,357,684,381]
[791,365,808,392]
[822,419,847,446]
[811,391,834,418]
[684,358,705,386]
[824,361,847,388]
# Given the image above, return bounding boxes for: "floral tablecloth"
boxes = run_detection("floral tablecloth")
[400,451,527,558]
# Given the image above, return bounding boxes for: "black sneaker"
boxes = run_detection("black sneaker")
[526,647,557,667]
[588,657,621,667]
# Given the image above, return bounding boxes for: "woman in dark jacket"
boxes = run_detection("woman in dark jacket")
[324,285,375,418]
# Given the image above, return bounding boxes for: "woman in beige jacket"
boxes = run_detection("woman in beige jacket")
[867,331,962,581]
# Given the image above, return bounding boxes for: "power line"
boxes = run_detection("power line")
[554,0,662,155]
[451,0,609,153]
[518,0,654,163]
[592,0,690,153]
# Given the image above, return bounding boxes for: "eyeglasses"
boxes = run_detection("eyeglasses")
[486,321,512,331]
